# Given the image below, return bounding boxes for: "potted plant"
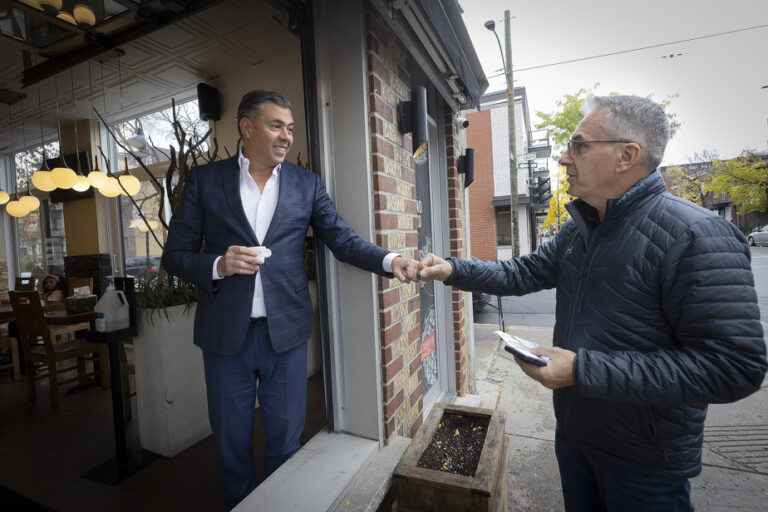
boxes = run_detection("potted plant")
[96,101,223,457]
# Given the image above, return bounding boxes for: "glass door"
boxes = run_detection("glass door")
[416,114,451,411]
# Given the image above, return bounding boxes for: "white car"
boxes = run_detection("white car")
[748,225,768,247]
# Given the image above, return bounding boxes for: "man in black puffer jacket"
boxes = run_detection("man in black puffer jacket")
[419,95,767,511]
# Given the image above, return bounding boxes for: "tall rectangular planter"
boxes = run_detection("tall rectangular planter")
[393,403,507,512]
[134,304,211,457]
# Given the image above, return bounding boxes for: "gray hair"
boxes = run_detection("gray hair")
[236,90,292,137]
[583,95,670,170]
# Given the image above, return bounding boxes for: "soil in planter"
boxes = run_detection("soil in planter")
[417,412,490,476]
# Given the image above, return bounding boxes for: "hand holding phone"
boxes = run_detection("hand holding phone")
[495,330,550,367]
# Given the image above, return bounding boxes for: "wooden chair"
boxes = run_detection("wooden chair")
[0,335,19,381]
[9,291,107,411]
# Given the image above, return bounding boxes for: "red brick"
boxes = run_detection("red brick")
[408,325,420,343]
[384,389,403,418]
[382,322,402,347]
[384,355,403,382]
[385,416,396,438]
[370,96,394,123]
[372,155,387,173]
[370,114,384,135]
[375,212,398,229]
[371,134,395,159]
[374,174,397,193]
[410,380,425,406]
[367,33,380,56]
[379,287,400,308]
[409,353,421,374]
[368,53,390,84]
[409,413,423,437]
[405,232,418,247]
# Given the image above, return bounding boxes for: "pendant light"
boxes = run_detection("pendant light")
[31,83,56,192]
[118,157,141,196]
[50,75,78,190]
[6,105,29,218]
[69,68,90,193]
[18,114,41,212]
[73,4,96,28]
[56,11,77,25]
[87,61,107,189]
[0,108,11,205]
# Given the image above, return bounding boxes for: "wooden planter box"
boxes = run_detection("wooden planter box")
[393,403,507,512]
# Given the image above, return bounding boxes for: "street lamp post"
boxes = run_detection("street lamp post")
[486,11,519,257]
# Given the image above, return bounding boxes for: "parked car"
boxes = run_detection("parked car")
[748,225,768,247]
[125,256,161,277]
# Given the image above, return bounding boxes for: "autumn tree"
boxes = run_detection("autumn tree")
[535,87,679,229]
[706,152,768,214]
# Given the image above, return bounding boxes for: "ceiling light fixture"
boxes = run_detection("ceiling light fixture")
[73,3,96,28]
[31,82,56,192]
[56,10,77,25]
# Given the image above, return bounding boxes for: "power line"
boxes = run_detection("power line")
[485,23,768,75]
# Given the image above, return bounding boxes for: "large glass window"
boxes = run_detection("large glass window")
[13,141,66,276]
[110,99,208,278]
[108,99,209,171]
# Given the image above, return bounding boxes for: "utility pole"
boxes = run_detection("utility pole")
[504,10,519,257]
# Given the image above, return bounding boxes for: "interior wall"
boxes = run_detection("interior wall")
[212,36,308,166]
[63,199,99,256]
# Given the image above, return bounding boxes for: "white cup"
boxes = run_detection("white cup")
[253,246,272,265]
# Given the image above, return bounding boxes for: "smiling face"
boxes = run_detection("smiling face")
[239,102,295,169]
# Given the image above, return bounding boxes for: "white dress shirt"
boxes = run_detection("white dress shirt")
[214,151,399,318]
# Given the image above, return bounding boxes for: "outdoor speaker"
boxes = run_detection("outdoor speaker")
[197,83,221,121]
[459,148,475,188]
[396,86,429,162]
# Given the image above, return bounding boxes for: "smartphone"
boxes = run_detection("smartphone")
[495,330,550,367]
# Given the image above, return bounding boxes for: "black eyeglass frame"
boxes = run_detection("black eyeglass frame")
[566,137,641,156]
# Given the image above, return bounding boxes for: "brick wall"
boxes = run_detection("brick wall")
[466,110,498,260]
[445,112,471,397]
[367,9,470,440]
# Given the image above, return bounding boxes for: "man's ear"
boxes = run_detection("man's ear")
[616,142,642,173]
[239,118,251,140]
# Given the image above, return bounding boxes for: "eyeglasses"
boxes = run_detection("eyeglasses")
[566,137,640,157]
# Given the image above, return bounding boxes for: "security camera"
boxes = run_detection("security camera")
[456,116,469,129]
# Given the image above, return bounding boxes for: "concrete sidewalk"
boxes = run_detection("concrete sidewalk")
[472,323,768,511]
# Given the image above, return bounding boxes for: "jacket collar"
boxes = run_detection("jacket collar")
[566,170,667,239]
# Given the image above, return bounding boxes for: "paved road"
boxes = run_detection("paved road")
[475,245,768,328]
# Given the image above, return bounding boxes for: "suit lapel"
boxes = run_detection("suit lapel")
[262,163,290,245]
[222,156,259,245]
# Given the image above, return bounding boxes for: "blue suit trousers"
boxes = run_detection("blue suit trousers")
[203,318,308,509]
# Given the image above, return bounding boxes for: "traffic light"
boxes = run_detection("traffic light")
[530,176,551,205]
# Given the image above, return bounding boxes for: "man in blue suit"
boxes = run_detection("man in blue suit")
[162,90,420,508]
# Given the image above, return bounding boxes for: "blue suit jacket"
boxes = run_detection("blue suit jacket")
[162,156,390,355]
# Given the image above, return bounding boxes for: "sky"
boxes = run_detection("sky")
[460,0,768,166]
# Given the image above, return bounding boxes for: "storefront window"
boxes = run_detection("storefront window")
[109,99,209,170]
[120,178,166,279]
[13,142,66,276]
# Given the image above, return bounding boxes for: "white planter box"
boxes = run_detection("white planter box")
[134,303,211,457]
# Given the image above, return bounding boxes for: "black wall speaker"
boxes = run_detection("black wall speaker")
[197,83,221,121]
[396,86,429,161]
[459,148,475,188]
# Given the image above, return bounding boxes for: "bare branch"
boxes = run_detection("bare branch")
[98,146,166,248]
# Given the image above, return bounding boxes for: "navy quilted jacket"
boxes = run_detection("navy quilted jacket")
[447,171,767,477]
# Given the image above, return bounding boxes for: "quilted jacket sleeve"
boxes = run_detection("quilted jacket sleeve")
[576,216,767,405]
[444,226,566,295]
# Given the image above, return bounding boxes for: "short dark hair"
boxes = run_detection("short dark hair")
[236,90,293,136]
